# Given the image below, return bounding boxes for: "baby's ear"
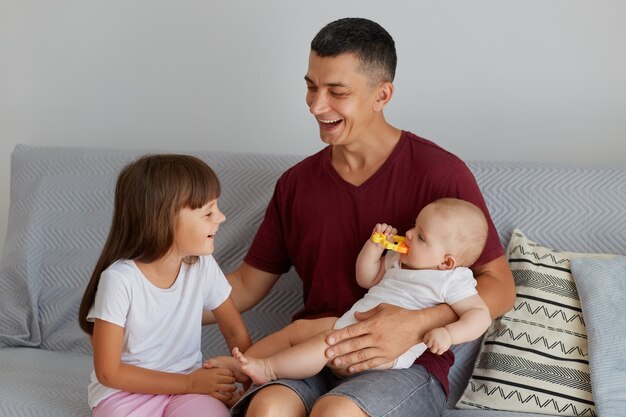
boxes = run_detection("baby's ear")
[440,255,457,270]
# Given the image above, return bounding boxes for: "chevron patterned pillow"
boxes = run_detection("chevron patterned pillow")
[456,229,618,417]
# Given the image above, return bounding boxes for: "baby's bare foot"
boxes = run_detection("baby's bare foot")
[204,355,232,369]
[232,347,248,366]
[232,347,276,385]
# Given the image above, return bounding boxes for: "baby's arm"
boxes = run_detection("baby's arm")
[91,319,237,401]
[356,223,397,289]
[423,294,491,355]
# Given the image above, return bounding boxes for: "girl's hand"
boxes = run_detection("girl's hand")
[223,389,243,408]
[188,367,237,401]
[204,355,250,385]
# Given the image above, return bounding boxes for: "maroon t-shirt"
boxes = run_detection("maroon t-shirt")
[244,131,504,394]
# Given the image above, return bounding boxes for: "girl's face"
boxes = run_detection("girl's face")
[172,198,225,258]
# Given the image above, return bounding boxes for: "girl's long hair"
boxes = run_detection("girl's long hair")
[78,154,220,335]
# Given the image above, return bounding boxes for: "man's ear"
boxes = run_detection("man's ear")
[439,255,457,270]
[373,81,394,111]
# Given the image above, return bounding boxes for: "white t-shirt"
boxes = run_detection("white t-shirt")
[86,256,231,408]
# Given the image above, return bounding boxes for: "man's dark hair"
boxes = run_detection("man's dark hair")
[311,17,397,84]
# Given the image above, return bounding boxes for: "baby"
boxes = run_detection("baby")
[207,198,492,385]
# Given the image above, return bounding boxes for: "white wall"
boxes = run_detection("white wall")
[1,0,626,255]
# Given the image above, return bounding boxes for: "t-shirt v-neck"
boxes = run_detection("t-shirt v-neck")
[322,133,405,192]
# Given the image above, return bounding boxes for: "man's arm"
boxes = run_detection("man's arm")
[202,262,280,325]
[471,255,516,319]
[324,255,515,373]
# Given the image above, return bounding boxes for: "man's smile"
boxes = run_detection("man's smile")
[318,118,343,129]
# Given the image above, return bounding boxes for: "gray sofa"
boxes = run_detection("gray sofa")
[1,144,624,417]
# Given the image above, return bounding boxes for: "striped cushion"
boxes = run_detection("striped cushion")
[456,229,617,416]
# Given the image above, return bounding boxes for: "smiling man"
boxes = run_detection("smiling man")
[223,17,515,417]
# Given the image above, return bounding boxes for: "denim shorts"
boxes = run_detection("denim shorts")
[230,364,447,417]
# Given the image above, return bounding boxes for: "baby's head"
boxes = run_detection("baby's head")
[403,198,488,270]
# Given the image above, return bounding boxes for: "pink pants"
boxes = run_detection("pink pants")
[92,391,229,417]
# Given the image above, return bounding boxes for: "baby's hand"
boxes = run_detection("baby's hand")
[372,223,398,246]
[423,327,452,355]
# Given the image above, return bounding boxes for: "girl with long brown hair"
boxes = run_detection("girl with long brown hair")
[78,154,251,417]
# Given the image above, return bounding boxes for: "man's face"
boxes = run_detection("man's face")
[305,52,381,146]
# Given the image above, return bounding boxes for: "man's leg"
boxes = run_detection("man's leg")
[310,394,367,417]
[231,368,338,417]
[310,365,446,417]
[244,385,306,417]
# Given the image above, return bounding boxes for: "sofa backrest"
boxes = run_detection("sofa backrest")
[0,145,305,355]
[1,145,625,358]
[469,160,626,256]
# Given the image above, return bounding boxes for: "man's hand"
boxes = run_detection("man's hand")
[325,303,458,373]
[324,304,424,373]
